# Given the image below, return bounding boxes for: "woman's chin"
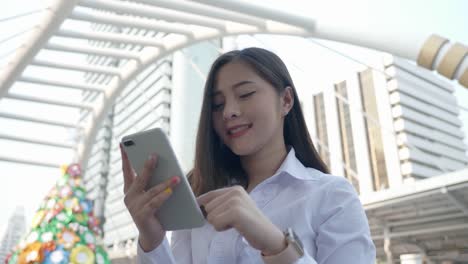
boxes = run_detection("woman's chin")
[228,142,258,157]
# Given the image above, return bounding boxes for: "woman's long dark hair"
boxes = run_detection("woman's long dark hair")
[191,47,328,196]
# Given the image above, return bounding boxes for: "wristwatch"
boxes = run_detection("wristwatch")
[262,228,304,264]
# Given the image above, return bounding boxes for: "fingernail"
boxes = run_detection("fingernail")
[164,187,172,195]
[200,205,207,218]
[171,176,180,185]
[120,144,127,157]
[148,154,156,167]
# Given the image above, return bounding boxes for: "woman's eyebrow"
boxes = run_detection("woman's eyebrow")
[211,90,221,97]
[232,80,254,89]
[211,80,255,97]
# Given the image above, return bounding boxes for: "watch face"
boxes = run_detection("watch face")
[292,231,303,249]
[286,228,304,256]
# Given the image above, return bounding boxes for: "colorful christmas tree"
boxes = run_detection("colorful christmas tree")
[5,164,110,264]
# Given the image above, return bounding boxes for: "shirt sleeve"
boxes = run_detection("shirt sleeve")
[315,177,376,263]
[136,230,192,264]
[171,230,193,263]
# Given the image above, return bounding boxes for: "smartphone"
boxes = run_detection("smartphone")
[121,127,205,230]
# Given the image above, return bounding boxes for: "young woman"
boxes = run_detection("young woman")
[120,47,376,263]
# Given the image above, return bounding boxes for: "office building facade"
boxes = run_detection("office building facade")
[307,56,468,194]
[0,207,26,263]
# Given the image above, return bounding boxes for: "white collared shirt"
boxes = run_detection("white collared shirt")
[137,148,376,264]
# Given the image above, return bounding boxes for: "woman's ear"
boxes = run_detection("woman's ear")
[281,86,294,116]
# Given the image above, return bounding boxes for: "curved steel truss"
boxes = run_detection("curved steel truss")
[0,0,466,171]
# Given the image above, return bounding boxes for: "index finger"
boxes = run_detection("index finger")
[120,143,135,194]
[197,188,230,206]
[126,153,158,197]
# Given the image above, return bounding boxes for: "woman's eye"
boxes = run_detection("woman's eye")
[240,91,256,99]
[212,103,224,111]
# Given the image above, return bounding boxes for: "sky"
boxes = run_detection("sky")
[0,0,467,240]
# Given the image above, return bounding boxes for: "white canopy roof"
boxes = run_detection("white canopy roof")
[0,0,466,170]
[363,169,468,262]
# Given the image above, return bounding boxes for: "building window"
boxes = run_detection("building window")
[313,93,330,168]
[335,81,360,193]
[358,69,389,191]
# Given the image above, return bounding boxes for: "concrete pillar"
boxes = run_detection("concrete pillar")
[384,226,394,264]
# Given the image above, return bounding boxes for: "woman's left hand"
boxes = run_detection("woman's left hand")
[197,186,286,256]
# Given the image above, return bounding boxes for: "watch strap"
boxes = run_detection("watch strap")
[261,239,302,264]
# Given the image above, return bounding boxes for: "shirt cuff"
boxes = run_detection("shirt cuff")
[137,238,176,264]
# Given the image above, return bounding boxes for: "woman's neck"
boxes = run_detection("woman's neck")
[241,141,288,193]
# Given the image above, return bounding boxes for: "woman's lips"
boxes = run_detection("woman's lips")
[227,124,252,138]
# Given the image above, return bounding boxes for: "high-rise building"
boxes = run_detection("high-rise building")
[80,22,221,260]
[0,206,26,263]
[384,57,468,179]
[307,56,468,194]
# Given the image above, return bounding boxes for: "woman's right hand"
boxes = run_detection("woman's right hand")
[120,143,180,252]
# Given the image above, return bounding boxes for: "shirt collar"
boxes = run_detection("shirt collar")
[273,147,320,181]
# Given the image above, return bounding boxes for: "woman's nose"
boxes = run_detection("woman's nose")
[223,100,241,120]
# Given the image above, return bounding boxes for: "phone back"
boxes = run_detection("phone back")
[121,128,205,230]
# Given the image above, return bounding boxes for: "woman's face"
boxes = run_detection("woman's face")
[211,61,290,156]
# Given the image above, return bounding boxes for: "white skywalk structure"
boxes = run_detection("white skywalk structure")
[0,0,467,176]
[362,168,468,262]
[0,0,467,263]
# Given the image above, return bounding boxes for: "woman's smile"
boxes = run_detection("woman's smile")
[227,124,253,138]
